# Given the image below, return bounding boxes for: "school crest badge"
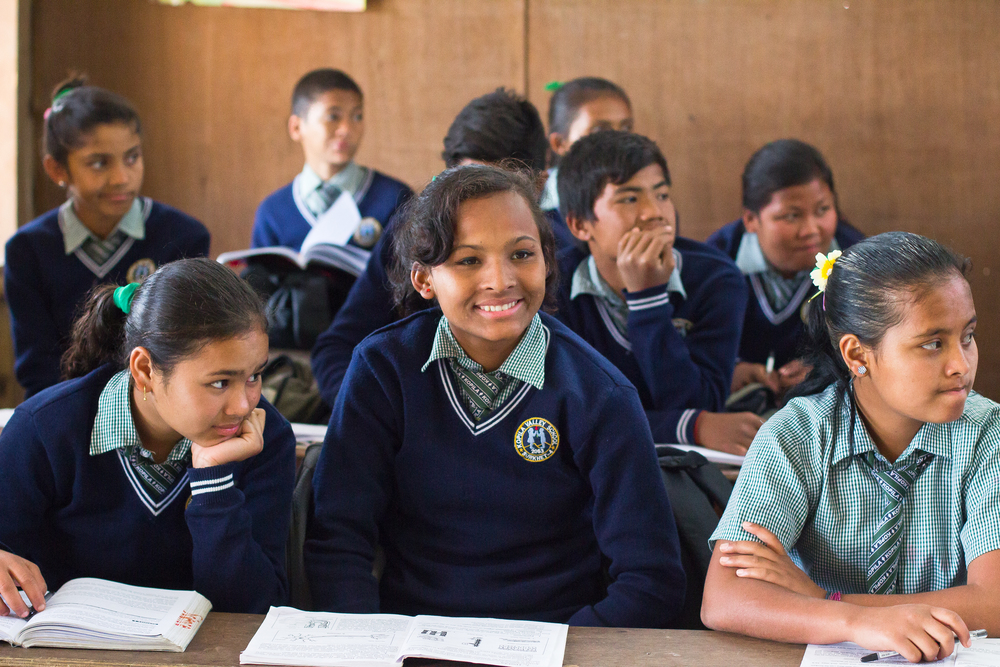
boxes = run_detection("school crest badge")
[352,217,383,249]
[514,418,559,462]
[126,258,157,283]
[671,318,693,337]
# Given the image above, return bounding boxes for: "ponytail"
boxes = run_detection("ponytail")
[61,258,267,381]
[61,283,128,379]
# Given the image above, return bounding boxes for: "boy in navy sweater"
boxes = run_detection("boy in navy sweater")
[305,165,684,627]
[0,259,294,616]
[556,131,757,454]
[311,88,573,407]
[252,69,412,252]
[706,139,863,399]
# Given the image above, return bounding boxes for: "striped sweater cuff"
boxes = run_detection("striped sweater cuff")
[624,285,671,312]
[675,409,700,444]
[187,463,240,504]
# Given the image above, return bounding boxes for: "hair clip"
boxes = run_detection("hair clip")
[810,250,842,294]
[544,81,563,92]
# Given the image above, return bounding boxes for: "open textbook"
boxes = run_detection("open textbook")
[801,640,1000,666]
[218,190,371,277]
[241,606,568,667]
[0,577,211,651]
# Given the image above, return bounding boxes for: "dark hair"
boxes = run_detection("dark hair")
[390,164,558,315]
[742,139,835,214]
[43,75,142,167]
[792,231,971,401]
[291,68,363,118]
[61,258,268,380]
[557,130,670,222]
[441,89,547,171]
[547,77,631,138]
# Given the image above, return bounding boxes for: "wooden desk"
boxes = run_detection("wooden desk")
[0,612,806,666]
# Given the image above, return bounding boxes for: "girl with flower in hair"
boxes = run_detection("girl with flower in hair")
[702,233,1000,662]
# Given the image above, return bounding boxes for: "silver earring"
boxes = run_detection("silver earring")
[857,365,867,376]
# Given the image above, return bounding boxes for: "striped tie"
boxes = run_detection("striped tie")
[79,229,128,267]
[450,361,504,421]
[864,450,934,594]
[126,445,188,503]
[303,182,343,218]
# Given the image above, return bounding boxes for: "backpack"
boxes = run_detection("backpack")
[260,354,330,425]
[287,442,323,611]
[242,259,355,350]
[655,445,734,629]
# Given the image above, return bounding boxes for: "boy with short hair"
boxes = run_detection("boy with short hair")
[556,131,758,454]
[251,68,413,251]
[310,88,571,407]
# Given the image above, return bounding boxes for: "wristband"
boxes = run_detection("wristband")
[825,590,842,601]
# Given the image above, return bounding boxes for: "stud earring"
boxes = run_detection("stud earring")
[857,365,867,376]
[58,181,66,187]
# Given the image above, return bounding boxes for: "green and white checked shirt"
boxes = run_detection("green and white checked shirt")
[711,383,1000,595]
[421,314,547,420]
[90,369,193,464]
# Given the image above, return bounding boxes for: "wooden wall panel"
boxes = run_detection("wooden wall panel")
[528,0,1000,399]
[32,0,526,256]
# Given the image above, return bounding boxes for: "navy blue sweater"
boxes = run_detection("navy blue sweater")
[706,219,864,367]
[305,310,685,627]
[0,364,296,613]
[555,239,747,444]
[251,171,413,251]
[4,201,210,398]
[310,209,577,407]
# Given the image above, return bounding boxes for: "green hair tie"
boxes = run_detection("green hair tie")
[544,80,563,92]
[113,282,140,314]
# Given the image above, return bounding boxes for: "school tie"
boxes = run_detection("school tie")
[125,445,189,503]
[79,229,128,267]
[450,360,505,421]
[863,450,935,594]
[303,181,343,218]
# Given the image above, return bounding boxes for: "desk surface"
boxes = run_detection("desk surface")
[0,612,806,667]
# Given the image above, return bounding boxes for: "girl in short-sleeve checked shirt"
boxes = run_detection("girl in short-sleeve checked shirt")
[702,232,1000,664]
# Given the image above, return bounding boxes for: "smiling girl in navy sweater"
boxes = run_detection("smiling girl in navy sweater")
[305,165,685,627]
[0,258,294,617]
[5,77,210,398]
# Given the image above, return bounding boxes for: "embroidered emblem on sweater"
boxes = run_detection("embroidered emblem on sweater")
[126,258,157,283]
[353,217,383,248]
[514,418,559,462]
[672,318,693,337]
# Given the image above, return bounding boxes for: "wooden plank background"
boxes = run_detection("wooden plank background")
[25,0,1000,398]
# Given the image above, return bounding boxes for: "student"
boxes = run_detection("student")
[310,88,567,407]
[706,139,863,399]
[251,68,413,252]
[0,258,295,616]
[305,165,685,627]
[540,77,634,215]
[702,233,1000,662]
[5,77,210,398]
[556,131,758,453]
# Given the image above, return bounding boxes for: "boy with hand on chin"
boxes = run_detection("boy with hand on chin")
[556,131,758,454]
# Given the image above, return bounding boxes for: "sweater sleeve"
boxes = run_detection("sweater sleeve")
[567,386,686,628]
[0,409,58,573]
[182,222,211,258]
[304,345,401,612]
[5,236,64,398]
[310,229,398,407]
[183,400,295,613]
[251,201,280,249]
[623,269,747,413]
[644,407,702,445]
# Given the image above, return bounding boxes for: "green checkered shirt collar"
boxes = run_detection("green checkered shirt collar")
[831,386,952,467]
[421,314,546,390]
[90,369,192,463]
[59,197,147,255]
